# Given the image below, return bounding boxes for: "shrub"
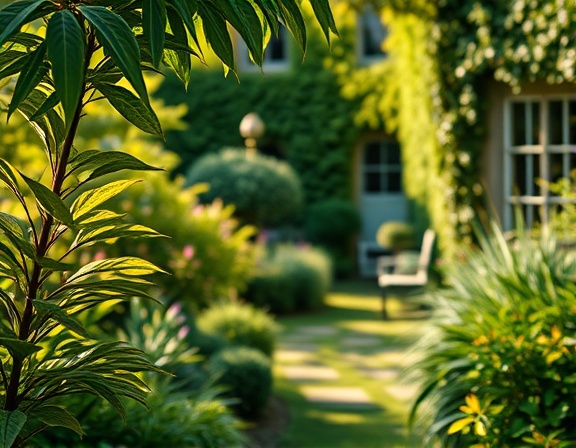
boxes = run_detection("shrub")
[37,382,247,448]
[409,222,576,447]
[305,199,361,247]
[245,244,332,314]
[208,346,273,419]
[304,199,361,278]
[196,301,279,358]
[376,221,417,251]
[185,148,304,227]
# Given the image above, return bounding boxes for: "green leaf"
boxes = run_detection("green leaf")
[66,256,166,283]
[219,0,263,66]
[164,9,191,86]
[142,0,167,68]
[8,42,48,120]
[36,256,74,272]
[70,150,161,181]
[0,0,51,48]
[0,212,35,259]
[95,83,162,136]
[309,0,338,42]
[0,337,42,360]
[74,223,163,247]
[197,4,234,70]
[29,90,59,120]
[78,5,149,105]
[20,173,74,226]
[33,300,90,338]
[71,179,139,221]
[30,405,84,436]
[278,0,306,52]
[166,0,202,54]
[0,410,26,448]
[46,10,86,131]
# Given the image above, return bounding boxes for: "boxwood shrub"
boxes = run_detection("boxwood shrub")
[208,346,273,419]
[245,244,332,314]
[196,301,278,358]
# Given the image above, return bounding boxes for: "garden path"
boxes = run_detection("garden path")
[269,281,430,448]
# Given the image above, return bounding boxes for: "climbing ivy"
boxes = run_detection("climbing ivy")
[341,0,576,257]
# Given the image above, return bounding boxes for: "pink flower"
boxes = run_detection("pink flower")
[183,244,194,260]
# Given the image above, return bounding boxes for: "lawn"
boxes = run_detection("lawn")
[273,280,430,448]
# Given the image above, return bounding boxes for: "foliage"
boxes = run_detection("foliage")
[376,221,417,251]
[246,244,332,314]
[409,222,576,447]
[185,148,304,228]
[208,346,273,420]
[304,198,360,277]
[305,199,361,248]
[196,301,278,358]
[105,175,260,310]
[0,0,335,445]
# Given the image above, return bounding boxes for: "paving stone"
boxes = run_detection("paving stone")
[277,343,318,353]
[281,365,340,382]
[300,386,379,410]
[361,368,399,381]
[341,336,382,347]
[298,325,339,336]
[383,384,418,402]
[275,350,314,363]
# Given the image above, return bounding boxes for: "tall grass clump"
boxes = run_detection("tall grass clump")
[409,221,576,447]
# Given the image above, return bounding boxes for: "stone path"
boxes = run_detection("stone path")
[276,325,417,413]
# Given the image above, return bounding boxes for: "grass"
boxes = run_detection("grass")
[273,280,429,448]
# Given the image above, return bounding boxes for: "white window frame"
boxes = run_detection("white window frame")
[356,5,388,65]
[503,95,576,229]
[235,27,290,73]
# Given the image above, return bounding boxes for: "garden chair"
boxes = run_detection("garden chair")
[377,229,436,319]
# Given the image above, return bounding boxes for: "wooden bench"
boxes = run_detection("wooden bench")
[377,229,436,319]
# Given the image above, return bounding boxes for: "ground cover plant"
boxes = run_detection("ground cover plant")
[409,222,576,447]
[0,0,336,446]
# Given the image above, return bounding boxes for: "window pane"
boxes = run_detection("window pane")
[570,100,576,144]
[361,10,386,56]
[549,100,563,145]
[363,142,381,164]
[387,172,402,192]
[365,172,381,192]
[512,102,526,145]
[549,153,564,184]
[266,29,286,61]
[385,142,401,165]
[531,102,540,144]
[512,154,526,195]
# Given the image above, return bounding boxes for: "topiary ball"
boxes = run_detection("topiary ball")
[185,148,303,228]
[197,301,278,358]
[208,346,273,419]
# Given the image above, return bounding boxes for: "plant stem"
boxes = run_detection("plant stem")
[4,30,95,411]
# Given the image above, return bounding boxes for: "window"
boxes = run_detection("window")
[362,139,402,193]
[357,6,387,64]
[504,96,576,229]
[236,27,289,72]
